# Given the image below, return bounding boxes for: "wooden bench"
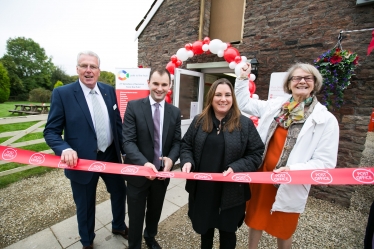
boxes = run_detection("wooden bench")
[8,110,26,114]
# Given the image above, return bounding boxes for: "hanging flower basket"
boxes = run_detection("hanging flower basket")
[314,48,359,110]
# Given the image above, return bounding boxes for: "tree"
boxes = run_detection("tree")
[0,55,24,96]
[54,80,63,88]
[98,71,115,87]
[51,66,74,87]
[4,37,55,92]
[0,62,11,103]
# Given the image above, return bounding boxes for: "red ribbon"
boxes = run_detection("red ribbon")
[1,145,373,185]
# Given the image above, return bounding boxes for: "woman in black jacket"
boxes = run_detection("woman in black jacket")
[180,78,264,249]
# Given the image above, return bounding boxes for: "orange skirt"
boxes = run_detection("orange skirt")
[245,126,300,240]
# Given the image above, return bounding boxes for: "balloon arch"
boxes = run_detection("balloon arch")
[163,36,259,126]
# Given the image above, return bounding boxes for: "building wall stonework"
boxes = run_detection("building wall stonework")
[138,0,374,207]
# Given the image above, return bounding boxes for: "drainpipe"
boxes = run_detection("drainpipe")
[198,0,205,40]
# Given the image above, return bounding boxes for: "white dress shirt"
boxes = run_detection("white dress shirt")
[79,80,113,148]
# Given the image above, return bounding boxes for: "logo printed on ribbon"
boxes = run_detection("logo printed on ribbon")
[88,162,106,172]
[352,169,374,183]
[311,170,333,184]
[156,172,175,178]
[2,148,17,161]
[232,174,252,182]
[194,173,213,180]
[271,172,292,184]
[58,161,68,168]
[121,166,139,175]
[29,153,45,165]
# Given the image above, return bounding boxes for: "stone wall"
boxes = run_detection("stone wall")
[138,0,374,207]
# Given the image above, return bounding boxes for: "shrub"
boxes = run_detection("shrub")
[29,88,51,103]
[0,62,10,103]
[54,80,63,88]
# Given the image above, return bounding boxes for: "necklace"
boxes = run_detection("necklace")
[217,124,221,135]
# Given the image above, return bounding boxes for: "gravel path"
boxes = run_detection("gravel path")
[0,132,374,248]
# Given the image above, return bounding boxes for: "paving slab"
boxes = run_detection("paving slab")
[165,184,189,207]
[5,228,62,249]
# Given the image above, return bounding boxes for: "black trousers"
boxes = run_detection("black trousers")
[201,227,236,249]
[364,200,374,249]
[126,178,169,249]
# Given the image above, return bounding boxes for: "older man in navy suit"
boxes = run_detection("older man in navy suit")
[44,51,128,249]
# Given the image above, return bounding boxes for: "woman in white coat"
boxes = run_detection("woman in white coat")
[234,62,339,249]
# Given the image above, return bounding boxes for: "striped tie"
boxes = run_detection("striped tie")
[153,103,161,169]
[90,90,108,152]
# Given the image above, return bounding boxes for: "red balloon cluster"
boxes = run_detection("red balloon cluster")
[165,89,172,104]
[163,37,258,111]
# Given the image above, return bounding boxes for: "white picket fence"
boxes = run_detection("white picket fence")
[0,114,53,177]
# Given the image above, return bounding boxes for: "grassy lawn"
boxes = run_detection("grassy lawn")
[0,167,56,189]
[0,102,55,189]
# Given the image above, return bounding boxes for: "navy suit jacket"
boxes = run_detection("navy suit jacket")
[44,81,123,184]
[122,97,181,187]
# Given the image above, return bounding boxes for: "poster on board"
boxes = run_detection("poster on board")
[268,72,291,100]
[115,68,151,120]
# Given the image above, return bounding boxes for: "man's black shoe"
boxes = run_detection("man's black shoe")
[144,237,162,249]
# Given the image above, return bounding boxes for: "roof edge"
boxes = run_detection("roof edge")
[134,0,165,41]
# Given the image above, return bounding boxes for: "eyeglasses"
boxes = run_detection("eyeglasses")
[78,64,99,70]
[290,76,315,82]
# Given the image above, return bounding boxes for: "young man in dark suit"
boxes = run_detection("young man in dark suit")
[44,51,128,249]
[122,67,181,249]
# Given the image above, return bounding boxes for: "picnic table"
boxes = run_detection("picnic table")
[9,104,50,115]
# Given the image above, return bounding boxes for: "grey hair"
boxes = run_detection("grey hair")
[282,62,323,95]
[76,51,100,67]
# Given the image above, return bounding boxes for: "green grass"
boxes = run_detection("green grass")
[0,101,47,118]
[0,162,25,172]
[19,143,51,152]
[0,137,11,143]
[0,167,56,189]
[14,132,44,143]
[0,121,41,133]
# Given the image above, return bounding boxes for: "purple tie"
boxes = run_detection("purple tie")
[153,103,161,169]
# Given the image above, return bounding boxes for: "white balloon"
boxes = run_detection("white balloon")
[170,74,174,81]
[209,39,223,54]
[249,74,256,81]
[229,62,237,69]
[202,44,209,51]
[217,50,224,57]
[235,62,246,77]
[187,50,194,58]
[176,48,189,61]
[252,94,259,99]
[241,56,247,63]
[220,43,228,51]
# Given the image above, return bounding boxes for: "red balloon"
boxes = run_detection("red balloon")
[223,47,240,63]
[167,89,173,95]
[170,55,177,63]
[166,61,176,75]
[165,94,172,103]
[234,56,242,64]
[249,116,259,127]
[249,80,256,94]
[192,40,204,55]
[226,43,231,48]
[175,60,182,67]
[203,37,210,44]
[185,43,192,51]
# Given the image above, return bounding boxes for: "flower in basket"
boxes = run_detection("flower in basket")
[314,48,359,110]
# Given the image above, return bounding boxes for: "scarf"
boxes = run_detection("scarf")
[274,96,313,128]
